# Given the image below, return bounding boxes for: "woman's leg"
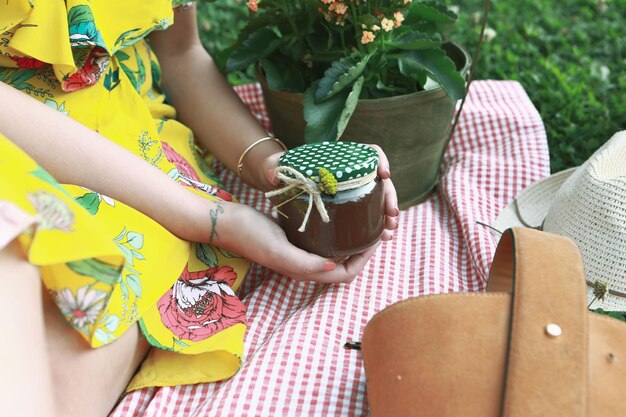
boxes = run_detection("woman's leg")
[0,240,57,417]
[0,240,151,417]
[43,281,150,417]
[42,272,149,417]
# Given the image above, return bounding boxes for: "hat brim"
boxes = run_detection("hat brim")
[493,167,577,237]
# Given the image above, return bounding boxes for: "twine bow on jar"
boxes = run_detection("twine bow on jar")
[265,166,330,232]
[265,166,377,232]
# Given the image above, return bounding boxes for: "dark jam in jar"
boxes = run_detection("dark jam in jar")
[267,141,385,259]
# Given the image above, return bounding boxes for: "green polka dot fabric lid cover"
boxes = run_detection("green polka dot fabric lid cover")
[279,141,379,183]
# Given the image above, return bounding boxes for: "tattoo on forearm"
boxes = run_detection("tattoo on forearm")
[208,203,224,244]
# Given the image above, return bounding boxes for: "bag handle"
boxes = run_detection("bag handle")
[488,228,589,417]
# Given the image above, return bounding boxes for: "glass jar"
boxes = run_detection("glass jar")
[267,141,385,259]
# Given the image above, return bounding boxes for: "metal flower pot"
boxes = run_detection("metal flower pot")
[259,42,472,209]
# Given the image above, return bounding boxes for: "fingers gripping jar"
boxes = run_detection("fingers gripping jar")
[266,141,385,259]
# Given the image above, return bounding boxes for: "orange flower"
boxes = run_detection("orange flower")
[381,17,394,32]
[361,31,375,44]
[246,0,258,12]
[329,2,348,14]
[394,10,405,28]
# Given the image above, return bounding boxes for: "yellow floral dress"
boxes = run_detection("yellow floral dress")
[0,0,250,390]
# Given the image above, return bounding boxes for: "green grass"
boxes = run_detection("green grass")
[196,0,626,171]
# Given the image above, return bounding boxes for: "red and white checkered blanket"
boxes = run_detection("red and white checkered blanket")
[111,80,549,417]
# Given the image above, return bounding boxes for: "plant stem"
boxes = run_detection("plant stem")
[349,2,363,54]
[279,0,300,38]
[587,296,598,309]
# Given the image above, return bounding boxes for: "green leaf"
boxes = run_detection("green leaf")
[196,243,218,267]
[12,83,34,91]
[66,259,122,285]
[151,58,161,86]
[306,21,334,54]
[74,192,100,215]
[407,2,457,25]
[359,13,379,27]
[315,55,369,102]
[68,5,94,26]
[388,32,442,50]
[120,62,138,91]
[105,315,121,332]
[304,81,351,143]
[103,68,120,91]
[29,166,71,196]
[336,76,364,139]
[10,69,36,85]
[260,59,305,92]
[126,274,143,298]
[226,27,283,72]
[126,232,144,250]
[115,51,130,62]
[173,338,190,348]
[113,227,126,242]
[95,328,114,344]
[117,244,134,266]
[167,168,180,180]
[135,46,146,90]
[218,247,242,259]
[114,28,141,48]
[120,280,129,298]
[398,57,429,85]
[393,48,465,100]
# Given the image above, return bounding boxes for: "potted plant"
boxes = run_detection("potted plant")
[227,0,471,208]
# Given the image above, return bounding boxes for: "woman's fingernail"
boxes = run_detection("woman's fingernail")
[324,261,336,271]
[267,170,277,184]
[394,220,399,230]
[385,170,391,178]
[393,207,400,216]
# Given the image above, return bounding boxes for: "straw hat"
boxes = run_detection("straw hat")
[494,131,626,311]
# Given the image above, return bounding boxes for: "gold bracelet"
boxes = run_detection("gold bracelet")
[237,136,288,177]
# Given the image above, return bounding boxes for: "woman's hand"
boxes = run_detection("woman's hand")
[367,144,399,240]
[216,203,379,284]
[262,143,400,240]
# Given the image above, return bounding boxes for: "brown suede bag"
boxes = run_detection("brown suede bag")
[362,228,626,417]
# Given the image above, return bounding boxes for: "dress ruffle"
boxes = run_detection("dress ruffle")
[0,135,127,347]
[0,0,174,92]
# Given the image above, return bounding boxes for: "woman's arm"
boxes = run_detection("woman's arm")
[149,6,400,227]
[0,81,211,242]
[0,81,383,283]
[148,6,281,191]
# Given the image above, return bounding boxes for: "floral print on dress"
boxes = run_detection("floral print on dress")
[162,141,233,201]
[62,5,111,92]
[28,191,75,231]
[158,265,246,341]
[0,0,250,388]
[54,284,108,333]
[62,47,110,92]
[9,56,45,69]
[68,5,105,49]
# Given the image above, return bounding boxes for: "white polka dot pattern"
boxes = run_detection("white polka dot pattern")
[278,141,379,183]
